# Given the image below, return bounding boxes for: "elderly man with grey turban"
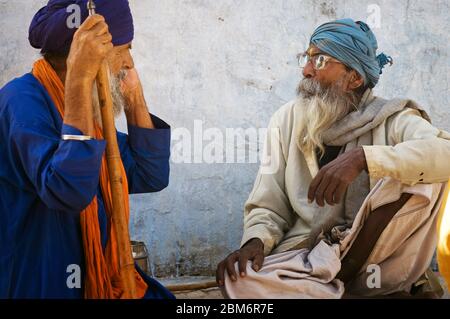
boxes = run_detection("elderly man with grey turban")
[216,19,450,298]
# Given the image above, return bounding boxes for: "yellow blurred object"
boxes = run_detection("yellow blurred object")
[437,180,450,288]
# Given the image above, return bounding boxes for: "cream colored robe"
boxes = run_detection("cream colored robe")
[225,177,445,298]
[241,96,450,256]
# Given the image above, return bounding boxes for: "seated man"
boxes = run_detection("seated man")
[216,18,450,298]
[0,0,173,299]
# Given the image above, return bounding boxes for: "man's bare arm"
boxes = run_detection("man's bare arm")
[122,68,155,129]
[64,14,113,136]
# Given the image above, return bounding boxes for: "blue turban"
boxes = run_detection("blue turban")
[310,18,392,88]
[29,0,134,54]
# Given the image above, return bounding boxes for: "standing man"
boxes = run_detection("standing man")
[0,0,173,298]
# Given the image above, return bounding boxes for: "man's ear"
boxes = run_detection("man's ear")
[347,70,364,91]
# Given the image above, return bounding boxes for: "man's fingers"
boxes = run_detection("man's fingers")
[89,20,109,37]
[97,32,112,45]
[313,167,338,206]
[323,173,340,205]
[78,14,105,31]
[308,169,325,202]
[238,253,249,278]
[313,176,330,207]
[333,181,349,204]
[225,253,238,282]
[251,253,264,272]
[216,261,226,286]
[121,68,139,93]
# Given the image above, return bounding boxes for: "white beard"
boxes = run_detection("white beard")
[91,69,128,127]
[296,77,358,157]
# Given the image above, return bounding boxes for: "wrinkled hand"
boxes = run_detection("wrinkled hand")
[66,14,113,83]
[308,147,368,207]
[120,67,141,99]
[64,14,112,136]
[216,238,264,287]
[119,67,155,129]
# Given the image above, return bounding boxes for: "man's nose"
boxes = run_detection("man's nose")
[122,60,134,70]
[302,61,315,78]
[122,53,135,70]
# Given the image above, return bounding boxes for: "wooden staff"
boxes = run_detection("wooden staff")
[87,0,137,299]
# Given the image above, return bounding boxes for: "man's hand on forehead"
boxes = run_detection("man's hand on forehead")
[120,68,140,95]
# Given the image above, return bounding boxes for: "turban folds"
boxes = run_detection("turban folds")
[29,0,134,55]
[310,18,392,88]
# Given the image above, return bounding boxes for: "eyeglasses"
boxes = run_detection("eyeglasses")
[297,52,342,71]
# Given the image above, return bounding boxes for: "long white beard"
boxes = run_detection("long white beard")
[296,77,358,157]
[91,69,128,127]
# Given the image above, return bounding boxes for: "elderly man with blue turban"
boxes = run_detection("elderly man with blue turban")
[0,1,173,298]
[218,19,450,298]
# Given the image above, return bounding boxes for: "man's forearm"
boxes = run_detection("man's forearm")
[124,88,155,129]
[64,75,95,136]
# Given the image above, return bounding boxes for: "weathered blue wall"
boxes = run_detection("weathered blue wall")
[1,0,448,277]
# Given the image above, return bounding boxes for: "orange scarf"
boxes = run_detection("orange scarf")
[32,59,147,299]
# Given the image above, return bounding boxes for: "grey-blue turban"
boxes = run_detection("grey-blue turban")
[310,18,392,88]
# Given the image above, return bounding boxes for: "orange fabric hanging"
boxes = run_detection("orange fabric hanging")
[32,59,147,299]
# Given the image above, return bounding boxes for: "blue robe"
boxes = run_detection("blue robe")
[0,73,174,299]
